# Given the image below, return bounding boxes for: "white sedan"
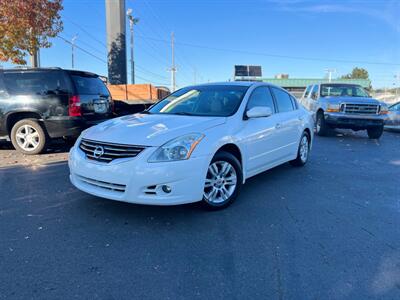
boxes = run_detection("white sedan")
[69,82,314,209]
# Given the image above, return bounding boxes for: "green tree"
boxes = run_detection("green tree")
[341,67,370,80]
[0,0,63,66]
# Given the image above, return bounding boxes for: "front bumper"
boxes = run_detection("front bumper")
[324,112,386,129]
[68,144,211,205]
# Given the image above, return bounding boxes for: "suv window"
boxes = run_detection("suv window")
[310,85,319,99]
[71,75,109,96]
[246,86,275,112]
[303,85,312,98]
[271,87,294,113]
[3,71,70,95]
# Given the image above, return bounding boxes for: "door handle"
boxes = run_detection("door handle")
[275,123,282,129]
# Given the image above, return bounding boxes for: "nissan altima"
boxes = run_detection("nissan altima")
[68,82,314,209]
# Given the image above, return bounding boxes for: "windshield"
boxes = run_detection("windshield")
[148,85,249,117]
[320,84,369,98]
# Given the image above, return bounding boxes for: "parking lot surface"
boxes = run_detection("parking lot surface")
[1,131,400,299]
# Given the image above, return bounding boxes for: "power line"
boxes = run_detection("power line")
[63,17,107,49]
[57,35,107,63]
[136,35,400,67]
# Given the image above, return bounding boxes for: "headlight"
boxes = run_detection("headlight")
[380,105,389,115]
[326,104,340,112]
[148,133,204,162]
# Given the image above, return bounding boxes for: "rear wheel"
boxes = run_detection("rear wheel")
[10,119,47,155]
[316,111,330,136]
[202,151,243,210]
[367,126,384,139]
[290,132,310,167]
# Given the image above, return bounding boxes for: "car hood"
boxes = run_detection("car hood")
[82,113,226,146]
[324,96,382,105]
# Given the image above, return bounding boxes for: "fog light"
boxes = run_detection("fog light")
[162,185,171,193]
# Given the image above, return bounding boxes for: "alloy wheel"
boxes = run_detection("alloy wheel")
[15,125,40,152]
[299,135,309,163]
[204,161,237,204]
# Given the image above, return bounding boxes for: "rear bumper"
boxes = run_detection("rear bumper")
[324,112,385,129]
[44,115,114,138]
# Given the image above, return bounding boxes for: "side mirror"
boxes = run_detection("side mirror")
[246,106,273,119]
[311,92,318,100]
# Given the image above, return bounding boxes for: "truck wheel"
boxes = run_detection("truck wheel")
[367,126,384,139]
[316,111,329,136]
[10,119,47,155]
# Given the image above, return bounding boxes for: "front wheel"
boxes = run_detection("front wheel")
[202,151,243,210]
[316,111,330,136]
[367,126,384,139]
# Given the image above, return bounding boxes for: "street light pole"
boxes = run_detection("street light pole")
[127,9,139,84]
[71,35,77,69]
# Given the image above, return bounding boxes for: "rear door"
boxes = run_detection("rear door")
[68,71,112,120]
[270,87,302,159]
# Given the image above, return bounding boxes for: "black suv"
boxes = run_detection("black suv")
[0,68,114,154]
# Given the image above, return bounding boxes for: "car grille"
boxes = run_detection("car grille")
[76,174,126,193]
[341,103,379,115]
[79,139,146,163]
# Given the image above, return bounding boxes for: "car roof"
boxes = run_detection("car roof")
[185,81,275,88]
[319,83,362,87]
[0,67,98,77]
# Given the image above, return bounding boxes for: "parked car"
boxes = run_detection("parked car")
[299,83,389,139]
[385,101,400,131]
[0,68,114,154]
[69,82,314,209]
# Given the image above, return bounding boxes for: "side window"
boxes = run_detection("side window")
[290,95,298,109]
[246,86,275,112]
[271,87,294,113]
[3,71,70,95]
[310,85,319,100]
[303,85,312,98]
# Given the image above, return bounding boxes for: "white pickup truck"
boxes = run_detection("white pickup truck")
[299,83,388,139]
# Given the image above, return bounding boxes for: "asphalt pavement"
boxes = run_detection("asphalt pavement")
[1,130,400,300]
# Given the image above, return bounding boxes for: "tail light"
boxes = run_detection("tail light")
[69,95,81,117]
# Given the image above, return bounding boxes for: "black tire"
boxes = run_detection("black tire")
[202,151,243,210]
[316,111,329,136]
[367,126,384,139]
[290,131,310,167]
[10,119,47,155]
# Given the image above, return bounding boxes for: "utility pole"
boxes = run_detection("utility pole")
[30,50,38,67]
[71,35,77,69]
[169,32,177,92]
[325,68,336,83]
[127,8,139,84]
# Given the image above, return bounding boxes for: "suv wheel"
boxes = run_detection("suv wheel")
[202,151,243,210]
[367,126,384,139]
[290,132,310,167]
[10,119,47,154]
[316,111,329,136]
